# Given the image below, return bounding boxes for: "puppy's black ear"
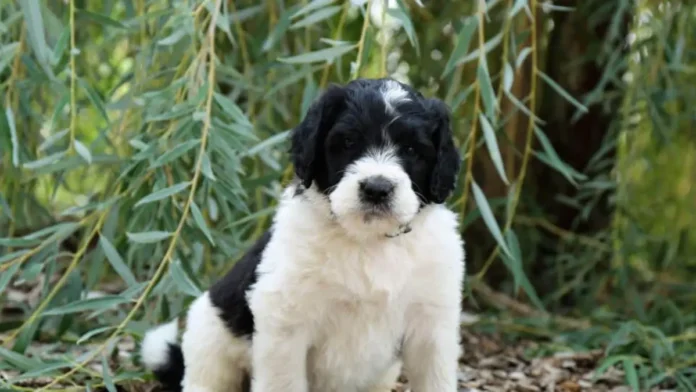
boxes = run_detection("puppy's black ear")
[290,84,346,188]
[426,98,461,204]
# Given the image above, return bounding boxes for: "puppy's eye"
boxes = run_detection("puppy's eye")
[343,137,355,149]
[405,146,416,155]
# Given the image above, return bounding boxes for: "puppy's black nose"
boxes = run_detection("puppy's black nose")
[360,176,395,204]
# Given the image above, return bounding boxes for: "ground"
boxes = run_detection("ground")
[2,321,660,392]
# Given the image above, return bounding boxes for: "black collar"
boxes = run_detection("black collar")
[385,224,412,238]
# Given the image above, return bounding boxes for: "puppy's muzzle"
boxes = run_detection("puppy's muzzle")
[359,175,395,206]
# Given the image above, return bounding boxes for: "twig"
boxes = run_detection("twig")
[476,0,540,279]
[469,278,592,331]
[69,0,77,152]
[515,215,610,251]
[33,1,223,389]
[2,211,109,347]
[320,2,349,88]
[3,27,25,108]
[351,0,373,80]
[458,2,487,226]
[380,0,388,77]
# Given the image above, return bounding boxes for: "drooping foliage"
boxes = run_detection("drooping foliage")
[1,0,695,389]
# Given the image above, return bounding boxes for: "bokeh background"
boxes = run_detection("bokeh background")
[1,0,695,390]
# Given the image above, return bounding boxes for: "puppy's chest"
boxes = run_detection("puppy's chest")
[308,295,405,390]
[299,244,413,389]
[307,238,417,296]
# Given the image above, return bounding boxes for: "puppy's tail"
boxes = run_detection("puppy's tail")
[141,320,184,392]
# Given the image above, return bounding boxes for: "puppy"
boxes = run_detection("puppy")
[140,78,465,392]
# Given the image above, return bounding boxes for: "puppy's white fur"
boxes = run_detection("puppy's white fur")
[249,184,464,392]
[141,320,178,370]
[327,148,421,239]
[160,179,465,392]
[380,79,411,113]
[179,293,251,392]
[143,81,465,391]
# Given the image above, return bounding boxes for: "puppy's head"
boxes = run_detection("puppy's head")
[290,78,460,238]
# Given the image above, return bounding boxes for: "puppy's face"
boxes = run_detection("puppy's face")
[291,78,460,238]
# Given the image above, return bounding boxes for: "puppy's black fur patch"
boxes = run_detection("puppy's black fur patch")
[208,230,272,337]
[150,343,185,392]
[290,78,460,204]
[147,78,461,392]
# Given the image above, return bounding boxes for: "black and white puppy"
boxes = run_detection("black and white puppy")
[141,78,466,392]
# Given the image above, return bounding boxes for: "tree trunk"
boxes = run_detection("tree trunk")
[529,0,633,306]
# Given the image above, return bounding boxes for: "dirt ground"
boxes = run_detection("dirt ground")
[3,324,663,392]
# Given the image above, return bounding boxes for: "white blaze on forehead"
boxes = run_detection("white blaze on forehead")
[364,145,399,166]
[380,80,411,114]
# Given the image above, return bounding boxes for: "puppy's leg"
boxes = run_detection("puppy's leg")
[369,360,402,392]
[180,292,251,392]
[402,304,460,392]
[248,290,309,392]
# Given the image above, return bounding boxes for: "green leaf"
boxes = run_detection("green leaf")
[278,44,357,64]
[503,62,514,92]
[263,65,323,98]
[0,192,11,221]
[201,152,217,181]
[471,180,512,258]
[301,77,318,117]
[190,202,215,246]
[19,0,55,77]
[622,359,640,392]
[99,235,137,286]
[503,89,541,125]
[213,93,249,125]
[262,11,292,52]
[158,29,188,46]
[0,42,19,74]
[135,181,191,207]
[388,0,420,55]
[76,9,128,29]
[242,130,290,158]
[5,107,20,167]
[0,250,29,264]
[595,355,631,378]
[510,0,528,17]
[455,32,503,66]
[21,221,79,241]
[516,47,531,68]
[77,326,116,345]
[675,373,696,392]
[74,140,92,164]
[126,231,172,244]
[0,237,40,247]
[50,92,70,131]
[39,129,69,152]
[537,70,589,114]
[291,0,335,19]
[102,354,117,392]
[43,295,130,316]
[8,361,70,381]
[149,140,200,168]
[477,63,497,122]
[479,114,509,185]
[0,346,42,370]
[51,27,70,64]
[533,125,586,185]
[23,151,67,170]
[442,16,478,78]
[170,258,202,297]
[0,262,21,295]
[145,105,196,122]
[290,6,341,30]
[79,78,110,122]
[503,230,545,310]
